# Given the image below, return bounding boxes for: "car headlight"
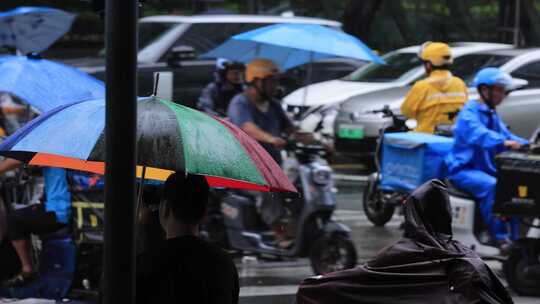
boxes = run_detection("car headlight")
[312,167,332,185]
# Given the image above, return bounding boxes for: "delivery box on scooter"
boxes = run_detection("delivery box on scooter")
[380,132,453,192]
[494,151,540,216]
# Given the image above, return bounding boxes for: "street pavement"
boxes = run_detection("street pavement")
[3,178,536,304]
[237,179,540,304]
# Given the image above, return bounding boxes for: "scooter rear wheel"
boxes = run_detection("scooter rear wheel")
[363,179,395,227]
[310,234,357,275]
[503,240,540,296]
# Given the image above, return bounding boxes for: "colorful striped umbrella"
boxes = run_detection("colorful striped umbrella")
[0,96,295,192]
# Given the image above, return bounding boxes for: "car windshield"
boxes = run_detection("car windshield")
[451,54,512,84]
[139,22,177,50]
[342,52,422,83]
[342,51,512,84]
[97,22,177,57]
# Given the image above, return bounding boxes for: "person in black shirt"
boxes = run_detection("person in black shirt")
[197,59,245,117]
[136,172,239,304]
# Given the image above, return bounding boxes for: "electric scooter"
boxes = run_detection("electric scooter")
[205,142,357,275]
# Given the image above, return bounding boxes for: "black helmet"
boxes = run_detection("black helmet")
[216,58,245,72]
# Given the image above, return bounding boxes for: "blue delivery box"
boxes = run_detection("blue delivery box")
[380,132,453,192]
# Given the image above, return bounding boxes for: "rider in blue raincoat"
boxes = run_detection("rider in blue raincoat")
[445,67,528,247]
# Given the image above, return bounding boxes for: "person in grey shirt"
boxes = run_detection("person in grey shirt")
[227,58,313,248]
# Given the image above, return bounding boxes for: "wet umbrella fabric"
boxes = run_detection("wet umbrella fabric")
[0,7,75,54]
[0,55,105,112]
[0,96,295,192]
[296,180,513,304]
[201,23,384,70]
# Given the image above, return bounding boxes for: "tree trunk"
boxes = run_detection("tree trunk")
[446,0,476,40]
[342,0,384,42]
[521,0,540,45]
[385,0,413,44]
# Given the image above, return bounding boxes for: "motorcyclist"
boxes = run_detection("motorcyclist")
[400,42,467,133]
[227,58,313,248]
[227,58,313,164]
[445,67,528,248]
[197,58,245,117]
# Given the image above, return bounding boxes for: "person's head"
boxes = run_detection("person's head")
[473,67,515,109]
[245,58,280,100]
[159,172,209,232]
[216,59,245,85]
[418,41,453,74]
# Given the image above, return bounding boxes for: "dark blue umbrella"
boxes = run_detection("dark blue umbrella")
[0,6,75,54]
[0,54,104,112]
[201,23,384,69]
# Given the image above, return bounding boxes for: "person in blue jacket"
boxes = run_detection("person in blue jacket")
[445,67,528,247]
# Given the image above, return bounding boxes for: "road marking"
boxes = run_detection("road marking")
[240,285,299,297]
[333,174,369,182]
[331,164,367,169]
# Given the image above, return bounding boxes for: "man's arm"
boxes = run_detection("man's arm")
[457,111,506,149]
[242,122,285,147]
[400,82,427,119]
[197,83,220,116]
[229,99,285,147]
[0,158,22,175]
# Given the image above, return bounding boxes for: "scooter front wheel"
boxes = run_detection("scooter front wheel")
[363,178,395,227]
[309,234,357,275]
[504,240,540,296]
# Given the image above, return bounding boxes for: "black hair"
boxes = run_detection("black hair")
[163,172,209,225]
[423,61,452,71]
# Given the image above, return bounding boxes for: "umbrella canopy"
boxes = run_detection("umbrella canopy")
[0,96,295,192]
[201,23,384,70]
[0,54,105,112]
[0,6,75,54]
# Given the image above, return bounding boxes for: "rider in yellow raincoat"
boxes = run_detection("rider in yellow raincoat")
[400,42,468,133]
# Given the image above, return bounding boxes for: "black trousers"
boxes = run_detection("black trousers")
[7,204,64,240]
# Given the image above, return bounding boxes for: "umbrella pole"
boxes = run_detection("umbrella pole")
[104,0,138,303]
[136,166,147,223]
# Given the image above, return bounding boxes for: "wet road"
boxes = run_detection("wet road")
[237,179,539,304]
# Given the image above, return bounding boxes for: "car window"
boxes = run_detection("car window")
[97,22,178,57]
[139,22,177,51]
[451,54,512,84]
[342,52,512,84]
[342,52,421,83]
[169,22,273,58]
[511,61,540,88]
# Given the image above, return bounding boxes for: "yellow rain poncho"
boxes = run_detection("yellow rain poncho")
[401,70,467,133]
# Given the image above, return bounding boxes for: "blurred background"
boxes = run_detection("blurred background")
[2,0,540,58]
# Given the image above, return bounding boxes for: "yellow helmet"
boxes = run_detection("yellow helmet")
[419,41,453,67]
[245,58,279,82]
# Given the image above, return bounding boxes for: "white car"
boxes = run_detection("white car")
[284,42,513,134]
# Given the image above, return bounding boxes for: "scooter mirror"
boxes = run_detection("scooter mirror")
[405,119,417,130]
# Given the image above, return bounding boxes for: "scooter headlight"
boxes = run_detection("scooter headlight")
[312,167,332,185]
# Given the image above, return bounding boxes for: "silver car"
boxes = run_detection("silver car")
[334,48,540,159]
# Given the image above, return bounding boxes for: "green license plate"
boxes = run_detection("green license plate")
[338,124,364,139]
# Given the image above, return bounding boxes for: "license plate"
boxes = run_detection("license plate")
[338,124,364,139]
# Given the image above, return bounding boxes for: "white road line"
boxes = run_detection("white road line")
[240,285,299,297]
[238,265,312,278]
[333,174,369,182]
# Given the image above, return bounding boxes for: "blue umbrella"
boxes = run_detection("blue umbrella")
[0,6,75,54]
[0,54,104,112]
[201,23,384,70]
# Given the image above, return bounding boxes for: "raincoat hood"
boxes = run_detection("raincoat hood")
[426,70,455,92]
[403,179,453,246]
